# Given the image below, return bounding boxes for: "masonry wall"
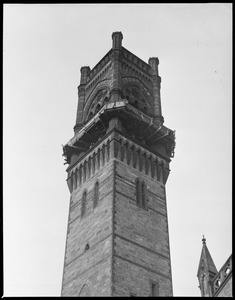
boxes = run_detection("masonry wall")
[216,277,232,297]
[61,130,173,296]
[61,161,114,296]
[112,159,173,296]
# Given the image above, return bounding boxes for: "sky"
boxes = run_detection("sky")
[3,3,232,297]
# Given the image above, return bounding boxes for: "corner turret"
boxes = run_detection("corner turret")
[148,57,163,123]
[112,31,123,49]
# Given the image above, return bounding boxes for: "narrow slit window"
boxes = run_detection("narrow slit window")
[94,181,99,208]
[151,282,159,297]
[136,178,147,210]
[135,178,140,206]
[141,181,146,209]
[81,191,87,218]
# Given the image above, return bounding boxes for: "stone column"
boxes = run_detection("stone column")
[148,57,164,124]
[110,32,123,102]
[75,66,90,133]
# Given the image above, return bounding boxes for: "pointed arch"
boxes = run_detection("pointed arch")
[83,86,111,123]
[121,80,154,116]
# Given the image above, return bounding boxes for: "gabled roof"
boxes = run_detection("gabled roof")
[197,236,218,277]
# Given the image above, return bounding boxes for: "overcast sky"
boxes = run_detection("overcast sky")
[3,3,232,297]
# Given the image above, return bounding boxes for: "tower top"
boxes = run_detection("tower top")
[148,57,159,75]
[112,31,123,49]
[63,31,176,166]
[202,235,206,245]
[197,237,218,296]
[197,237,217,278]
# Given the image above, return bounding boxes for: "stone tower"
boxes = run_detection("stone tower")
[197,236,218,297]
[61,32,176,297]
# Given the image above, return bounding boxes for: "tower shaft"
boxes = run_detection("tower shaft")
[61,32,175,297]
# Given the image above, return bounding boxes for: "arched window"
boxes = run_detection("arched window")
[81,191,87,218]
[135,178,147,209]
[94,181,99,209]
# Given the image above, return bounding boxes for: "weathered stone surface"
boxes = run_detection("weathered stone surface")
[216,277,232,297]
[61,161,114,296]
[61,137,173,296]
[112,159,173,296]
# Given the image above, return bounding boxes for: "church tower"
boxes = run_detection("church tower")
[61,32,176,297]
[197,236,218,297]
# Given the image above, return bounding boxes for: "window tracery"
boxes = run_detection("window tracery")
[122,85,152,116]
[85,89,110,122]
